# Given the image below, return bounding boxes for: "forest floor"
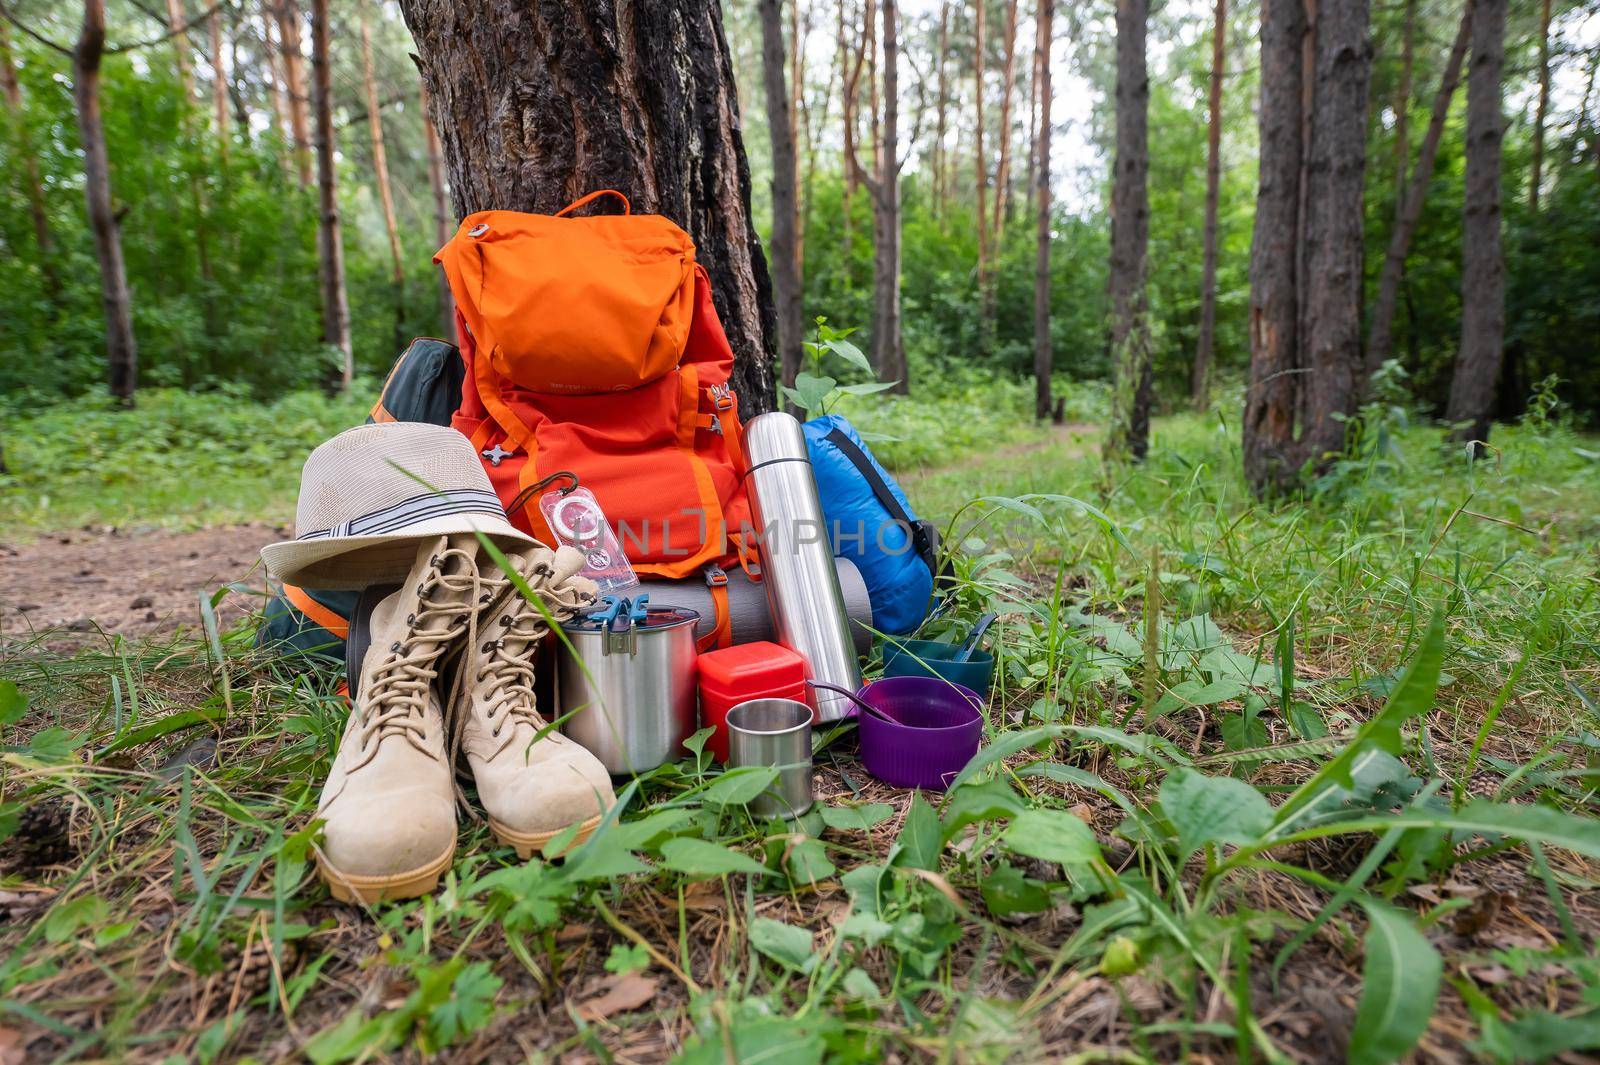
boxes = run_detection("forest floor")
[3,397,1600,1064]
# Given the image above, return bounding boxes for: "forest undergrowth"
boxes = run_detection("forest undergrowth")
[2,389,1599,1063]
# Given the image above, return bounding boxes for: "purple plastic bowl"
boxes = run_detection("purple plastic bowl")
[856,676,984,791]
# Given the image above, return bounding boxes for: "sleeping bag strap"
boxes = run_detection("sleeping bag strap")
[822,428,943,581]
[697,563,734,653]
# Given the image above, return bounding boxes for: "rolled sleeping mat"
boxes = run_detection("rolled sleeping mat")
[633,557,874,659]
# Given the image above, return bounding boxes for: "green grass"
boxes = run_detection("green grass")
[2,387,1599,1062]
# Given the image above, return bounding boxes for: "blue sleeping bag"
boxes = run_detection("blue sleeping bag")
[803,414,938,635]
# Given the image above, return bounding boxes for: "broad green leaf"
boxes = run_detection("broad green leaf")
[606,809,691,852]
[675,1014,828,1065]
[819,802,895,832]
[44,894,107,943]
[891,793,942,871]
[0,680,28,727]
[1273,610,1445,830]
[824,336,872,373]
[560,833,651,882]
[1348,900,1441,1065]
[980,861,1051,916]
[1154,677,1245,716]
[424,961,502,1048]
[1201,646,1278,688]
[835,380,898,396]
[940,778,1024,842]
[841,967,883,1002]
[748,917,815,972]
[658,838,769,878]
[1002,809,1101,865]
[784,837,836,885]
[1159,769,1273,857]
[1166,613,1225,652]
[698,766,781,807]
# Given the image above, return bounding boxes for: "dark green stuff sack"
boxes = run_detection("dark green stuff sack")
[255,337,463,666]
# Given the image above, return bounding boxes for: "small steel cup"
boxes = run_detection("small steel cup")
[726,698,814,819]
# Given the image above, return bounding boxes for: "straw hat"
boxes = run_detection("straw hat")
[262,422,541,590]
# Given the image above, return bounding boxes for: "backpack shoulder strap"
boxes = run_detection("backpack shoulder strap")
[823,426,944,585]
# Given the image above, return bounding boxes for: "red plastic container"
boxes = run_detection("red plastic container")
[697,641,809,762]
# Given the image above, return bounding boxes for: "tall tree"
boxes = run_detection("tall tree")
[162,0,196,101]
[761,0,804,391]
[400,0,778,412]
[974,0,993,349]
[73,0,138,403]
[1191,0,1226,410]
[933,1,949,217]
[991,0,1019,233]
[420,83,455,339]
[847,0,906,391]
[310,0,351,390]
[1105,0,1152,461]
[1243,0,1372,492]
[1445,0,1507,449]
[271,0,312,187]
[0,14,60,303]
[1032,0,1054,422]
[207,3,228,154]
[1529,0,1551,212]
[1392,0,1415,227]
[1364,5,1471,380]
[359,3,405,351]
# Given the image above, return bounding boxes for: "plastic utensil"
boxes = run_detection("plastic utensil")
[952,612,997,662]
[854,676,984,790]
[805,679,899,725]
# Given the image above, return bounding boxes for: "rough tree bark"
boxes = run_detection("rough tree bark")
[1033,0,1054,422]
[0,15,60,303]
[1244,0,1372,493]
[934,1,948,217]
[401,0,778,413]
[1393,0,1413,225]
[1445,0,1506,449]
[208,5,228,155]
[162,0,197,100]
[1364,5,1470,380]
[359,4,405,352]
[272,0,312,187]
[1191,0,1226,411]
[991,0,1018,233]
[846,0,906,392]
[1106,0,1152,462]
[310,0,351,391]
[73,0,138,404]
[1242,0,1306,489]
[420,83,455,339]
[761,0,804,391]
[1529,0,1550,212]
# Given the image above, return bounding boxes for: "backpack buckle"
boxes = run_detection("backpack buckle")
[703,563,728,588]
[709,383,736,412]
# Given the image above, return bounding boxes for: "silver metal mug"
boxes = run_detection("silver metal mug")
[557,596,699,775]
[726,698,814,819]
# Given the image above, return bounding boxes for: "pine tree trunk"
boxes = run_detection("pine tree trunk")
[1446,0,1506,449]
[259,3,289,144]
[73,0,138,405]
[1243,0,1306,490]
[0,16,60,303]
[1363,4,1470,380]
[839,0,861,256]
[1529,0,1550,212]
[420,83,455,339]
[272,0,313,187]
[1393,0,1414,218]
[992,0,1019,234]
[1033,0,1054,422]
[360,6,406,354]
[400,0,778,413]
[163,0,197,101]
[873,0,905,392]
[1192,0,1226,411]
[1106,0,1152,462]
[310,0,351,391]
[974,0,993,351]
[761,0,804,392]
[1297,0,1371,465]
[208,6,229,157]
[934,1,949,218]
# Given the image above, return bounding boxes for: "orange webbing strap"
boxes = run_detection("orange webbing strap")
[695,572,733,653]
[670,364,731,575]
[283,584,350,640]
[554,189,632,217]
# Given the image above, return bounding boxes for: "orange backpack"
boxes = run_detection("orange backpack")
[437,190,752,589]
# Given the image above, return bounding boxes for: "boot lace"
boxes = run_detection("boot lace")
[346,546,500,774]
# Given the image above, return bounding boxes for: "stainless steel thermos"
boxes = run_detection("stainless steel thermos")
[741,412,862,722]
[556,596,699,774]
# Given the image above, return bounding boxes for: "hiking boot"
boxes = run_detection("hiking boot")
[316,535,490,903]
[456,544,614,858]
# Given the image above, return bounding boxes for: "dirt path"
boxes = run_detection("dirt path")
[0,523,285,647]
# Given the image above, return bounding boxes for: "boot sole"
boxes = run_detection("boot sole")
[488,814,603,860]
[317,842,455,905]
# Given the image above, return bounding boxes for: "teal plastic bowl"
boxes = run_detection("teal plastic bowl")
[880,637,994,694]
